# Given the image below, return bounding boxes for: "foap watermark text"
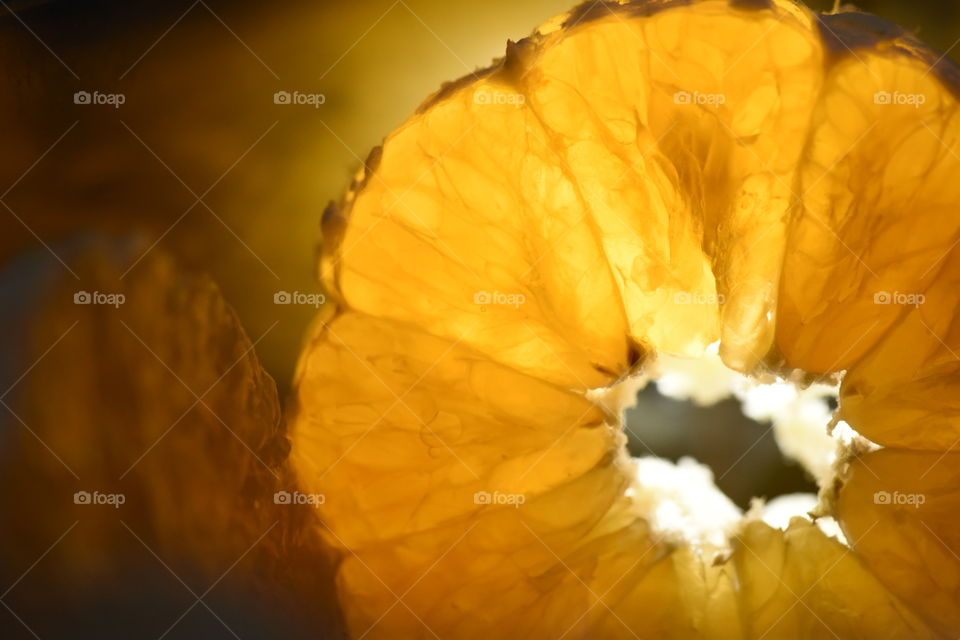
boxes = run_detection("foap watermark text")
[74,90,125,108]
[75,291,125,308]
[474,491,525,508]
[473,290,525,308]
[74,490,126,508]
[274,490,325,507]
[874,91,926,108]
[474,88,525,108]
[874,291,924,307]
[274,90,326,108]
[873,490,925,508]
[674,291,725,305]
[274,291,325,307]
[674,90,725,107]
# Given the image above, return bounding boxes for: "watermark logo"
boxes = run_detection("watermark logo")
[473,290,525,309]
[274,290,325,307]
[74,90,126,108]
[874,91,926,108]
[673,291,725,305]
[74,490,126,508]
[474,89,526,108]
[873,490,925,508]
[674,90,726,107]
[74,291,125,308]
[873,291,925,307]
[473,491,525,508]
[273,90,326,108]
[273,490,325,507]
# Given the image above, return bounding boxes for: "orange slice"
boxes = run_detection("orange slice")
[290,0,960,638]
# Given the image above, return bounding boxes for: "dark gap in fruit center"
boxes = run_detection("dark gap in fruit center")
[624,385,818,510]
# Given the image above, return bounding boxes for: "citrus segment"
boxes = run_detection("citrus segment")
[591,546,742,640]
[523,0,823,371]
[290,307,622,549]
[841,248,960,450]
[778,17,960,373]
[837,449,960,637]
[322,73,635,389]
[733,518,939,639]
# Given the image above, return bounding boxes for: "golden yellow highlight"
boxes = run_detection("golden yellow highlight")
[289,0,960,637]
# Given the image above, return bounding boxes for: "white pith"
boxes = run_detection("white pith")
[592,342,879,553]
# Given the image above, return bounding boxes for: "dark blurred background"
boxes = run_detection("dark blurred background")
[0,0,957,638]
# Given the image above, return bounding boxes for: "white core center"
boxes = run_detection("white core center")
[597,342,870,551]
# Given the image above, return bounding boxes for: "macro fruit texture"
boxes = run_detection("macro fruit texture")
[289,0,960,638]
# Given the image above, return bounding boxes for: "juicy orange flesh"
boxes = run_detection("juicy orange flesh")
[292,0,960,638]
